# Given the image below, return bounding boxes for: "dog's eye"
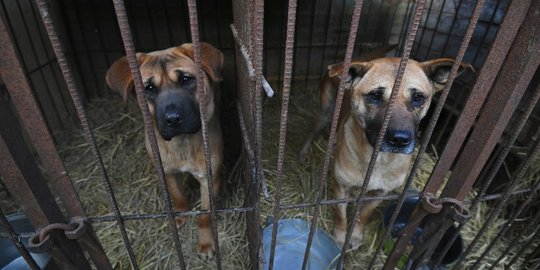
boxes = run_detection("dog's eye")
[179,73,194,87]
[144,83,158,93]
[365,90,383,104]
[411,92,426,108]
[144,83,158,99]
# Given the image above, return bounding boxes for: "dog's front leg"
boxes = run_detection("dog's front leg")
[166,174,190,226]
[333,182,351,248]
[196,173,220,259]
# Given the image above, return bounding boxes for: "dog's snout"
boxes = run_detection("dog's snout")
[387,130,412,147]
[164,109,183,128]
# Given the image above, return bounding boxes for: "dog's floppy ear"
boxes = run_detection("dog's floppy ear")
[328,62,372,81]
[177,42,224,82]
[420,58,474,92]
[106,53,147,107]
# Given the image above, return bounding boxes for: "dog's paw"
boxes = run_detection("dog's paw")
[348,233,363,250]
[197,243,214,260]
[333,229,363,250]
[175,216,189,228]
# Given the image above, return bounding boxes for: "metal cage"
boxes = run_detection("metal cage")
[0,0,539,269]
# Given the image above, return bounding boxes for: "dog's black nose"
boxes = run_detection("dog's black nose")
[164,110,183,128]
[387,130,412,147]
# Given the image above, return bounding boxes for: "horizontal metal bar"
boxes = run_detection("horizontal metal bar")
[88,207,256,223]
[84,186,539,224]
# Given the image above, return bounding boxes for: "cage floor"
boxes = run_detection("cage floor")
[3,88,536,269]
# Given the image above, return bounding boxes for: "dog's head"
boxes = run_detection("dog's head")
[106,43,223,141]
[329,58,472,154]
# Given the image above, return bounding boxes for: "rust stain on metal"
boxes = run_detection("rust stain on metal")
[269,0,298,269]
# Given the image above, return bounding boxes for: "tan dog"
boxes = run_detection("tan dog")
[299,57,471,249]
[106,43,224,257]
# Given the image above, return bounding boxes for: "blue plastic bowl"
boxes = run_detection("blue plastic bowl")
[0,213,51,270]
[262,218,341,270]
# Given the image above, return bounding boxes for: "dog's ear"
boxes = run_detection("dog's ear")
[328,62,372,81]
[177,42,224,82]
[420,58,474,92]
[106,53,147,107]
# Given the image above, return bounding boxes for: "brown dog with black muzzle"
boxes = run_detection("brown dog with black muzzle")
[299,57,471,249]
[106,42,223,258]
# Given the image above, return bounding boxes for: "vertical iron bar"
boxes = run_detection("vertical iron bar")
[186,1,222,269]
[253,0,265,267]
[1,6,112,268]
[370,0,486,268]
[505,225,540,269]
[34,0,139,268]
[488,201,540,270]
[268,0,297,269]
[15,0,64,129]
[434,82,540,268]
[470,0,503,66]
[0,101,91,270]
[424,0,447,58]
[440,0,539,202]
[461,133,540,270]
[439,0,464,58]
[385,1,533,265]
[0,207,40,270]
[413,0,435,57]
[110,0,187,269]
[338,1,425,269]
[301,1,365,269]
[29,0,72,119]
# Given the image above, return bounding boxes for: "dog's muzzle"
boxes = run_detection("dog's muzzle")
[381,130,416,154]
[155,90,201,141]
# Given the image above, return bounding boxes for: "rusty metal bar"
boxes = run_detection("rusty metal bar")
[302,0,365,269]
[110,0,186,269]
[268,0,298,269]
[88,206,256,223]
[186,1,222,268]
[385,0,533,266]
[372,0,486,268]
[522,237,540,270]
[236,101,260,198]
[0,209,40,270]
[505,224,540,269]
[1,8,111,269]
[434,79,540,268]
[335,0,426,269]
[253,1,265,268]
[424,3,540,265]
[35,0,138,268]
[0,109,90,269]
[425,0,533,199]
[463,130,540,270]
[79,185,540,224]
[488,196,540,270]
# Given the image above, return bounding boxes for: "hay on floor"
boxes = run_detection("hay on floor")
[2,86,536,269]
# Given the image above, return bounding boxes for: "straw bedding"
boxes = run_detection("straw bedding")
[1,90,538,269]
